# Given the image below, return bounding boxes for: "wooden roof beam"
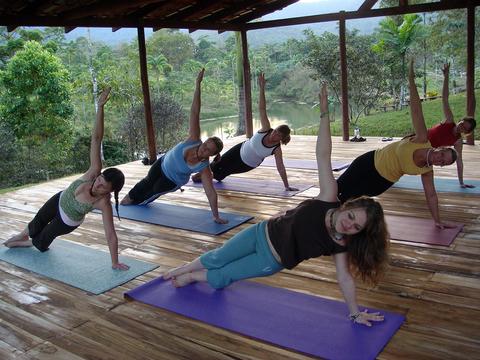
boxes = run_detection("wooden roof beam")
[358,0,378,11]
[125,1,173,20]
[165,0,220,21]
[0,15,243,31]
[233,0,298,25]
[64,26,76,33]
[245,0,480,30]
[202,0,266,23]
[61,0,161,21]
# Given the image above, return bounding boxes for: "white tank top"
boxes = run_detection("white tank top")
[240,129,279,167]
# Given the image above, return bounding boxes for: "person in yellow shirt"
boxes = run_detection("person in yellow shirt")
[337,59,457,229]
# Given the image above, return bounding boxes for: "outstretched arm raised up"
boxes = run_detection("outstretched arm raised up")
[315,83,337,202]
[187,68,205,142]
[409,59,428,143]
[441,63,454,123]
[83,87,111,180]
[258,73,272,132]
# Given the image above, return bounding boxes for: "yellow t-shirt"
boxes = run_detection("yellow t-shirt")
[374,138,432,182]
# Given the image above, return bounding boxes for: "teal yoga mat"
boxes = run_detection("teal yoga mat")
[0,239,157,294]
[394,175,480,194]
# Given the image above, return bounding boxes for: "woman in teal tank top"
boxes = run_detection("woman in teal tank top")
[4,88,130,271]
[121,69,228,224]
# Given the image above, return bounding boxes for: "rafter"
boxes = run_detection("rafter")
[245,0,480,30]
[232,0,298,25]
[358,0,378,11]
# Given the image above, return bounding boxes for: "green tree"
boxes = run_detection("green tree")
[0,41,74,181]
[303,30,387,124]
[373,14,424,107]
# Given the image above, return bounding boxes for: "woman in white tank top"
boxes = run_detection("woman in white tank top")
[192,73,298,191]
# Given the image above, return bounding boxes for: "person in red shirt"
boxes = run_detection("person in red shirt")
[428,63,476,188]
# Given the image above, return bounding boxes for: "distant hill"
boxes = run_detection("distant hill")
[64,1,381,47]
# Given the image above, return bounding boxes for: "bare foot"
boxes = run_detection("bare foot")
[163,265,190,280]
[4,232,29,247]
[172,273,195,287]
[4,237,33,248]
[120,194,133,205]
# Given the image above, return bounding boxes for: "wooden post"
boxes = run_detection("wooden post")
[465,5,476,145]
[339,12,349,141]
[137,27,157,162]
[240,30,253,138]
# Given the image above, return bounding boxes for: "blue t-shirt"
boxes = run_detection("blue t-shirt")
[161,139,209,185]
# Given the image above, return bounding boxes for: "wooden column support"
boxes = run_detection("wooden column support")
[240,30,253,138]
[465,5,476,145]
[339,13,349,141]
[137,27,157,163]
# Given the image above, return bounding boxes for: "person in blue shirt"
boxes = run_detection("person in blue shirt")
[121,69,227,224]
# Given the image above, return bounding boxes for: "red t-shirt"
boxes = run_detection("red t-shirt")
[427,122,459,147]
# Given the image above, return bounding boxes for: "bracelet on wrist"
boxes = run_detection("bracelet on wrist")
[348,312,361,322]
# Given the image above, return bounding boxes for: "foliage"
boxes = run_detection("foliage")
[0,41,74,142]
[302,29,388,124]
[372,14,424,106]
[121,92,187,159]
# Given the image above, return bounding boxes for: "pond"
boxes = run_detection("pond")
[200,102,341,140]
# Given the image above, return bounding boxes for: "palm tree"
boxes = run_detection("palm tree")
[373,14,423,108]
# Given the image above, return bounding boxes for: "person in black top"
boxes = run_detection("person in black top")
[164,84,389,326]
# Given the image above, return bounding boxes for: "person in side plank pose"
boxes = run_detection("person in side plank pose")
[192,73,298,192]
[5,88,129,270]
[336,59,457,229]
[426,62,476,188]
[121,69,227,224]
[164,84,389,326]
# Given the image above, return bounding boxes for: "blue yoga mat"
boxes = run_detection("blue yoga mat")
[100,203,253,235]
[126,278,405,360]
[394,175,480,194]
[0,239,157,294]
[187,177,313,197]
[261,157,351,171]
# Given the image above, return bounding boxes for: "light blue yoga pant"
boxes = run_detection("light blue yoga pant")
[200,221,284,289]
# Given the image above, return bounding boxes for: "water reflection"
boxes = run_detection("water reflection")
[201,102,337,140]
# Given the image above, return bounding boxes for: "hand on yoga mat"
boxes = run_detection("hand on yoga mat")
[112,262,130,271]
[285,186,299,191]
[214,216,229,224]
[435,221,458,230]
[350,310,384,327]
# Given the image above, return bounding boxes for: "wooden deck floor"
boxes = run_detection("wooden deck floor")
[0,135,479,359]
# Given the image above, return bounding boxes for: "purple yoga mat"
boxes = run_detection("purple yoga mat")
[187,177,313,197]
[261,157,350,171]
[125,278,405,360]
[386,215,463,246]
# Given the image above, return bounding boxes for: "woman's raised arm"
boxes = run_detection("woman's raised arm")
[441,63,454,123]
[315,83,337,202]
[258,73,271,132]
[85,87,111,179]
[408,59,428,143]
[188,68,204,141]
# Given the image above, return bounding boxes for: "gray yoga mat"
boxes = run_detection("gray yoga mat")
[261,157,350,171]
[96,203,253,235]
[0,239,157,294]
[187,177,313,197]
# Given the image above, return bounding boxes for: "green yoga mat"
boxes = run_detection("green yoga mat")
[0,239,157,294]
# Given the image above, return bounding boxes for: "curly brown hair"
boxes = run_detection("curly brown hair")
[340,196,389,284]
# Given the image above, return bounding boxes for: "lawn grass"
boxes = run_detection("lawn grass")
[297,90,480,139]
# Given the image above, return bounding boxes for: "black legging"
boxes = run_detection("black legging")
[211,142,255,181]
[128,156,177,205]
[28,192,78,252]
[336,150,394,203]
